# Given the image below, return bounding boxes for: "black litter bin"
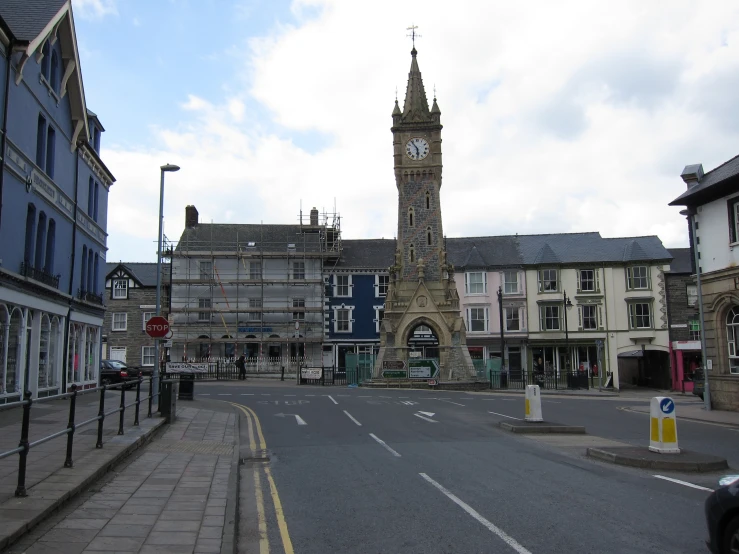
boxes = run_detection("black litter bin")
[160,381,177,423]
[178,374,195,400]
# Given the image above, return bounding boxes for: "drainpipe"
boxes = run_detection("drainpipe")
[60,147,81,392]
[0,38,14,229]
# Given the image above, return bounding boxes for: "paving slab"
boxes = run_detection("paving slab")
[498,420,587,434]
[586,446,730,472]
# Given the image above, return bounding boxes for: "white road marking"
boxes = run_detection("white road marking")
[488,411,520,420]
[400,400,419,406]
[500,399,516,401]
[218,394,232,396]
[327,395,338,405]
[399,397,409,399]
[337,394,350,397]
[653,475,713,492]
[359,396,371,398]
[295,415,307,426]
[285,395,296,397]
[305,394,315,397]
[241,393,253,396]
[380,396,391,398]
[414,413,438,423]
[419,473,532,554]
[544,401,561,404]
[369,433,401,457]
[343,410,362,426]
[419,411,435,417]
[201,393,211,396]
[440,400,465,407]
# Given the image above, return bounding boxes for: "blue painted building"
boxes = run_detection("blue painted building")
[325,239,394,368]
[0,1,115,399]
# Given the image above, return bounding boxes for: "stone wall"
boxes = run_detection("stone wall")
[665,273,699,342]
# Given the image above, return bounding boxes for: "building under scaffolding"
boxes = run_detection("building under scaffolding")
[168,205,341,371]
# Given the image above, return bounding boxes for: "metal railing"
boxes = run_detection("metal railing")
[488,370,592,390]
[78,289,104,305]
[0,376,160,497]
[19,262,61,289]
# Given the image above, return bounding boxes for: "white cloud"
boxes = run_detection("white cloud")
[102,0,739,262]
[73,0,119,19]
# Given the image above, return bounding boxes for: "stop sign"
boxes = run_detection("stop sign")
[145,316,170,338]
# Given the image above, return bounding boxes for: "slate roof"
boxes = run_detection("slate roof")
[105,263,169,287]
[445,236,522,268]
[334,239,395,269]
[175,224,323,253]
[0,0,66,42]
[670,154,739,206]
[666,248,693,274]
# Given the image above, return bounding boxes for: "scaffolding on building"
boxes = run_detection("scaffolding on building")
[166,207,341,372]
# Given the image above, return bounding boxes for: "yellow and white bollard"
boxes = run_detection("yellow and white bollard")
[525,385,543,422]
[649,396,680,453]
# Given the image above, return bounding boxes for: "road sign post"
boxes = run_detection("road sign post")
[595,340,604,391]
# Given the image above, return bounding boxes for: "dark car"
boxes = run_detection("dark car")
[100,360,140,386]
[705,474,739,553]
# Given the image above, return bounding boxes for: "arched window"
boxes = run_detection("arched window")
[427,227,432,246]
[40,41,50,80]
[426,191,430,210]
[80,246,87,292]
[45,220,55,273]
[727,307,739,374]
[38,315,51,389]
[93,253,99,295]
[6,307,23,395]
[50,50,59,93]
[24,204,36,265]
[409,244,415,263]
[87,250,93,294]
[35,211,47,270]
[408,207,414,227]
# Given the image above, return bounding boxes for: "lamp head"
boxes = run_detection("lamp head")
[161,163,180,172]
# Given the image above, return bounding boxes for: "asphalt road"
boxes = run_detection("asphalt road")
[198,381,737,554]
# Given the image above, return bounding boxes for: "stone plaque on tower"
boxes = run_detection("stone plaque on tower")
[374,42,475,381]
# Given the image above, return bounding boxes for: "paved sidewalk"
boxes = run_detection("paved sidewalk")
[626,402,739,427]
[7,405,237,554]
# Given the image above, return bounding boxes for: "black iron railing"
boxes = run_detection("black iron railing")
[0,376,160,497]
[78,289,104,305]
[19,262,60,289]
[490,370,591,390]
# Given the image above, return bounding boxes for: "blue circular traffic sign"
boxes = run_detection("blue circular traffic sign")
[659,398,675,415]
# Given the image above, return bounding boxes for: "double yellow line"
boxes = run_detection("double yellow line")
[230,402,294,554]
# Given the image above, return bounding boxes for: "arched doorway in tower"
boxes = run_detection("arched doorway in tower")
[407,324,439,361]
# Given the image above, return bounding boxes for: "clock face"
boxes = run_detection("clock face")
[406,137,430,161]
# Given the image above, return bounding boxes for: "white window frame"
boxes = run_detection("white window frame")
[503,271,519,295]
[112,312,127,331]
[626,266,650,290]
[375,275,389,297]
[727,307,739,374]
[540,305,561,331]
[141,346,156,367]
[466,307,489,332]
[464,272,487,295]
[198,298,211,322]
[249,261,261,280]
[577,269,599,293]
[333,305,354,333]
[292,261,305,280]
[538,269,558,293]
[504,307,520,331]
[628,302,652,329]
[109,346,126,363]
[292,297,305,322]
[686,285,698,307]
[112,279,128,299]
[199,260,213,280]
[142,311,155,331]
[334,274,352,298]
[374,305,385,333]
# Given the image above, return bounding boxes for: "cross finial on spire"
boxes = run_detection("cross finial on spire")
[406,24,421,49]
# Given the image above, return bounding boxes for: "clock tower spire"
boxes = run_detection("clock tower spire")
[375,42,475,382]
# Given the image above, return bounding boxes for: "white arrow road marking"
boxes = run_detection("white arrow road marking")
[653,475,713,492]
[488,411,520,420]
[419,411,435,417]
[275,413,307,425]
[420,473,532,554]
[327,395,338,405]
[343,410,362,426]
[369,433,401,457]
[414,413,438,423]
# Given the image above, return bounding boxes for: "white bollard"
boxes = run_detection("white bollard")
[648,396,680,453]
[525,385,543,422]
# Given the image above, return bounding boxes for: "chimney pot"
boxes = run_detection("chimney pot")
[185,205,199,228]
[681,164,704,188]
[310,207,319,226]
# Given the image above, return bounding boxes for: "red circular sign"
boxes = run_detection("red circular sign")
[145,316,170,338]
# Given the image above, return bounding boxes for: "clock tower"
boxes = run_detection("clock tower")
[375,46,475,381]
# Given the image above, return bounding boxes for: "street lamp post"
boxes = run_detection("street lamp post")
[497,286,505,376]
[153,163,180,409]
[563,291,573,377]
[680,208,711,411]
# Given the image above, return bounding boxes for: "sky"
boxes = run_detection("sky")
[71,0,739,263]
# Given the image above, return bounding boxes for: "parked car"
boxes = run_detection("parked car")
[693,367,705,400]
[705,474,739,553]
[100,360,140,387]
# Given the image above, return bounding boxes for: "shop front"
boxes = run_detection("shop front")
[670,340,702,392]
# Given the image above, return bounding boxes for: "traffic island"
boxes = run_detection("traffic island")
[586,446,729,472]
[498,421,586,434]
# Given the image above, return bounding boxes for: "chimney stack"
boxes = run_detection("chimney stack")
[310,207,319,226]
[185,205,199,228]
[681,164,704,189]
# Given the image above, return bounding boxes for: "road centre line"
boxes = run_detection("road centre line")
[343,411,362,426]
[369,433,401,457]
[488,411,521,420]
[201,393,211,396]
[285,395,296,397]
[359,396,371,398]
[305,394,315,397]
[419,473,532,554]
[440,400,466,406]
[653,475,714,492]
[327,395,338,405]
[337,394,349,397]
[241,394,253,396]
[218,394,232,396]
